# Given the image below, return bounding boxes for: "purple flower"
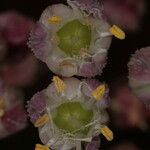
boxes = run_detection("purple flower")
[128,47,150,108]
[28,3,112,77]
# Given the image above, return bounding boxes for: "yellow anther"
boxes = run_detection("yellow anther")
[48,16,61,24]
[52,76,66,93]
[109,25,125,40]
[92,84,105,100]
[34,114,49,127]
[101,126,113,141]
[35,144,50,150]
[0,109,5,117]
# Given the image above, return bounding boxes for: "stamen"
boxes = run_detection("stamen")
[52,76,66,93]
[100,126,113,141]
[48,16,61,24]
[34,114,49,127]
[109,25,125,40]
[92,84,105,100]
[100,32,112,37]
[35,144,50,150]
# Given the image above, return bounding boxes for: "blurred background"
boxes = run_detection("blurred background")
[0,0,150,150]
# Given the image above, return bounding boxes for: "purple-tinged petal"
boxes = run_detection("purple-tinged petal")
[82,79,111,108]
[86,136,101,150]
[128,47,150,108]
[28,22,51,62]
[70,0,103,19]
[29,91,47,113]
[128,47,150,81]
[79,62,98,77]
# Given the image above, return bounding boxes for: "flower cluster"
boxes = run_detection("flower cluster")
[26,0,128,149]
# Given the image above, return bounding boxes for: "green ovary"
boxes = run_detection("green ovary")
[53,101,93,134]
[57,19,91,56]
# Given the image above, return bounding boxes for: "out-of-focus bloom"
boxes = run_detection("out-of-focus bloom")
[0,11,34,45]
[110,79,149,129]
[103,0,145,31]
[71,0,145,31]
[107,142,140,150]
[128,47,150,109]
[0,79,27,139]
[27,77,112,150]
[0,11,38,87]
[28,1,112,77]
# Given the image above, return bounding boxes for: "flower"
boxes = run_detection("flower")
[68,0,103,18]
[0,79,27,139]
[110,78,148,129]
[0,11,34,45]
[128,47,150,109]
[27,77,112,150]
[28,1,112,77]
[0,11,39,87]
[103,0,145,31]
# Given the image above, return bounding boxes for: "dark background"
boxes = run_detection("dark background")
[0,0,150,150]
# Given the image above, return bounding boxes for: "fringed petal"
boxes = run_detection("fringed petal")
[28,22,51,62]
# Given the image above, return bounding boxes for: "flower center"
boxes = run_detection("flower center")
[57,19,91,56]
[53,101,93,134]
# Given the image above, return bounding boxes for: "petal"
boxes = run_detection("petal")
[46,82,63,103]
[30,90,47,113]
[70,0,103,18]
[81,79,100,97]
[89,16,112,54]
[46,47,66,75]
[128,47,150,81]
[78,62,98,77]
[92,51,107,75]
[81,79,111,108]
[63,77,81,100]
[28,22,51,62]
[58,58,77,77]
[39,4,74,30]
[86,136,101,150]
